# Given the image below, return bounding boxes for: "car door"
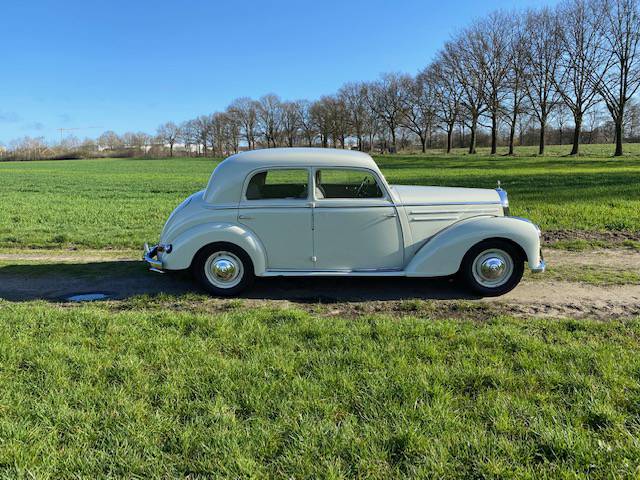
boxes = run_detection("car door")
[312,168,403,271]
[238,168,313,270]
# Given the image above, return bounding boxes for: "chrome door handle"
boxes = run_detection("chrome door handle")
[385,213,397,218]
[238,215,253,220]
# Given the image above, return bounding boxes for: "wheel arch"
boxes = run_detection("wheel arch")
[159,222,267,275]
[405,216,541,277]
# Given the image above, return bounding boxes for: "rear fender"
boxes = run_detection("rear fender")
[405,216,541,277]
[159,222,267,274]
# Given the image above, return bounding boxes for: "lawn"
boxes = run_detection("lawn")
[0,144,639,249]
[0,299,639,478]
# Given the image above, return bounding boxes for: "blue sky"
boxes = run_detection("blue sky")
[0,0,558,144]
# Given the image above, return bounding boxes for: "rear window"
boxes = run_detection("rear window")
[245,169,309,200]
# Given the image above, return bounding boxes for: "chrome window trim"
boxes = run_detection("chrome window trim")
[311,166,392,202]
[241,166,312,202]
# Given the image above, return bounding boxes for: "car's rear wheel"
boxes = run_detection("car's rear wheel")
[192,243,254,296]
[459,239,524,297]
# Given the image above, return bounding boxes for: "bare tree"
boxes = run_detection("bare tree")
[366,73,408,152]
[156,122,180,157]
[399,75,437,152]
[338,82,369,150]
[428,59,461,153]
[257,94,283,148]
[296,100,316,146]
[179,120,198,156]
[442,33,488,154]
[98,130,123,151]
[524,8,563,155]
[505,14,530,155]
[228,97,259,150]
[555,0,610,155]
[310,97,333,148]
[596,0,640,155]
[280,101,301,147]
[475,12,513,154]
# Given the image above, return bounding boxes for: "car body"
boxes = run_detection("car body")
[144,148,545,296]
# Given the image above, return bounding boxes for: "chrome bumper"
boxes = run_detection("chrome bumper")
[531,260,546,273]
[143,243,164,273]
[531,249,546,273]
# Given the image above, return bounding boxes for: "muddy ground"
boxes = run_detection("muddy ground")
[1,248,638,320]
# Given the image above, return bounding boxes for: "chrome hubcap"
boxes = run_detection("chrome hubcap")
[480,257,506,279]
[472,249,513,288]
[204,251,243,288]
[212,259,236,280]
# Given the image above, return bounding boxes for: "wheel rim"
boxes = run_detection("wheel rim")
[204,251,243,289]
[471,248,514,288]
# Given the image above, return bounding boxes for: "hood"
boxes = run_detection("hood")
[390,185,501,205]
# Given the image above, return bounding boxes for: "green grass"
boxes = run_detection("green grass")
[1,300,640,477]
[1,144,639,249]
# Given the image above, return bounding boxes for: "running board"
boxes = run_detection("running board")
[261,270,406,277]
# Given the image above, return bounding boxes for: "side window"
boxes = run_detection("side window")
[315,169,384,199]
[245,169,308,200]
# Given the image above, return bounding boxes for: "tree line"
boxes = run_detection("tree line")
[2,0,639,161]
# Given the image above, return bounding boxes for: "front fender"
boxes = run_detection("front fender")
[405,216,541,277]
[159,222,267,274]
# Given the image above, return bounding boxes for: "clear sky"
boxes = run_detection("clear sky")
[0,0,558,144]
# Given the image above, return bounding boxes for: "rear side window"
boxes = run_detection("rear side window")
[245,169,309,200]
[316,169,383,199]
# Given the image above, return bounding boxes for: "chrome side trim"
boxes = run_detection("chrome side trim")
[401,201,501,207]
[410,216,459,222]
[261,269,405,277]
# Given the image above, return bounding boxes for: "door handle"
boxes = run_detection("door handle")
[238,215,253,220]
[384,213,397,218]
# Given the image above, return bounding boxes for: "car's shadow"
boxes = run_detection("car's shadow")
[0,260,480,302]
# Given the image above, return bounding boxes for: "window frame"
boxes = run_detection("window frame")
[242,167,312,203]
[312,166,390,202]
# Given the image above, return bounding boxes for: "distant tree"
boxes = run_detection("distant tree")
[257,94,283,147]
[399,75,437,152]
[366,73,408,152]
[228,97,259,150]
[98,130,123,150]
[524,8,563,155]
[596,0,640,155]
[505,15,530,155]
[442,33,487,154]
[428,58,461,153]
[338,82,369,150]
[475,12,513,154]
[555,0,610,155]
[156,122,181,157]
[280,101,301,147]
[296,100,316,146]
[310,97,333,148]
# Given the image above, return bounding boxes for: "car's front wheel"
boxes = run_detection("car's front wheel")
[192,243,255,296]
[459,239,524,297]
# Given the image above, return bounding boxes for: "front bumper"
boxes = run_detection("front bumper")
[531,249,546,273]
[143,243,164,273]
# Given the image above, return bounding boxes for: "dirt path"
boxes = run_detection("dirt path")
[0,249,638,319]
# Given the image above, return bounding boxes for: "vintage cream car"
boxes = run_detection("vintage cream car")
[144,148,545,296]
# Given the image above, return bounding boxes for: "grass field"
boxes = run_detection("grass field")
[1,145,640,477]
[0,300,639,478]
[1,144,639,250]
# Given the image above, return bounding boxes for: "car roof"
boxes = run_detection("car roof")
[203,148,382,204]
